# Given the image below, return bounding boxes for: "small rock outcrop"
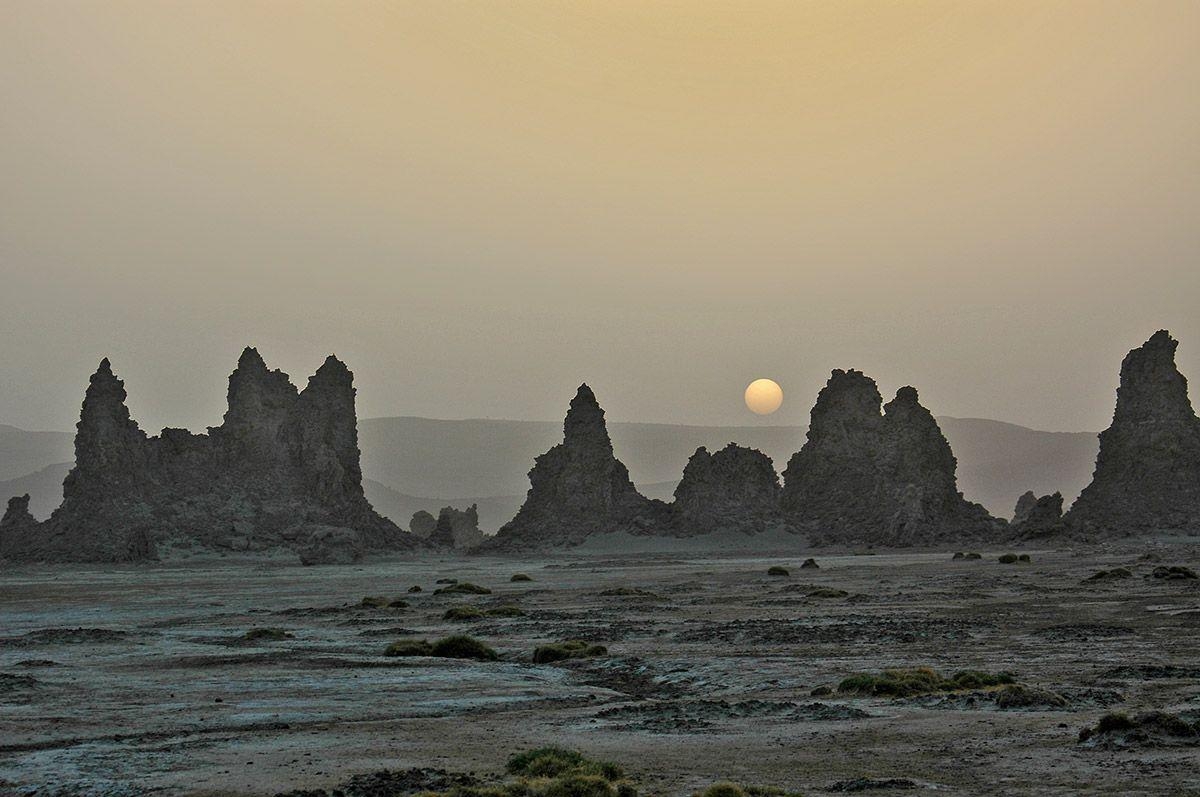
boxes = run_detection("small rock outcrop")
[1067,331,1200,536]
[488,384,664,549]
[1010,491,1064,538]
[0,348,417,563]
[409,510,437,539]
[669,444,782,535]
[781,370,1000,546]
[430,504,484,550]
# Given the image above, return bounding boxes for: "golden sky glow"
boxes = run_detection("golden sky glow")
[1,2,1197,432]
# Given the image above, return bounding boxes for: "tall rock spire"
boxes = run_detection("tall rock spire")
[1067,331,1200,535]
[489,383,662,549]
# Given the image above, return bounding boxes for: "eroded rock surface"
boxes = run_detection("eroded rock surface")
[781,370,1000,546]
[1010,491,1064,538]
[430,504,484,550]
[1067,331,1200,536]
[487,384,664,549]
[669,443,783,536]
[0,348,415,563]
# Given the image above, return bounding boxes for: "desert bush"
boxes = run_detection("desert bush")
[511,573,534,582]
[506,747,624,781]
[807,587,849,599]
[361,595,391,608]
[384,639,433,657]
[533,640,608,664]
[766,566,789,577]
[408,585,423,593]
[430,635,499,661]
[444,605,486,621]
[998,554,1019,564]
[800,558,820,569]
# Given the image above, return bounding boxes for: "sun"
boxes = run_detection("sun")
[744,378,783,415]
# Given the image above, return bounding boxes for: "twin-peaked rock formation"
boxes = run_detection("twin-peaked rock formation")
[671,443,782,536]
[1065,330,1200,535]
[782,373,999,545]
[0,348,414,563]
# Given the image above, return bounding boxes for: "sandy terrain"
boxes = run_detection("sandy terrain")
[1,544,1198,796]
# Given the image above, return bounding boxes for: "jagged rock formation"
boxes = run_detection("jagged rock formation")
[409,510,437,539]
[487,384,664,549]
[781,370,1000,546]
[669,443,783,535]
[430,504,484,550]
[1066,331,1200,535]
[1013,491,1039,525]
[0,348,416,563]
[1010,491,1064,538]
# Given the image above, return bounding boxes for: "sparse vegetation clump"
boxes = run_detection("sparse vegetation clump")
[435,582,493,595]
[241,628,293,642]
[444,605,486,621]
[837,667,1015,698]
[767,566,789,577]
[533,639,608,664]
[383,635,499,661]
[998,554,1025,564]
[800,558,820,569]
[408,585,423,593]
[506,747,623,782]
[361,596,408,608]
[963,552,982,560]
[511,573,534,582]
[430,635,499,661]
[1078,711,1199,747]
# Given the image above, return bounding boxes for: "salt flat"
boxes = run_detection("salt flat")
[1,545,1198,796]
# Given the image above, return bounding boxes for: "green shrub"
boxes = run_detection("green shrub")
[430,635,499,661]
[241,628,293,641]
[533,640,608,664]
[435,582,493,595]
[998,554,1019,564]
[766,566,789,577]
[384,639,432,657]
[444,605,486,621]
[1017,554,1031,562]
[695,784,747,797]
[408,585,423,593]
[544,774,618,797]
[963,552,983,560]
[950,670,1016,689]
[511,573,534,582]
[388,598,410,608]
[506,747,623,781]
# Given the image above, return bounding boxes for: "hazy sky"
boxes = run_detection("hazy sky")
[2,1,1197,434]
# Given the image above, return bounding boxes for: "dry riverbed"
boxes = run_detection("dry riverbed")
[1,545,1198,796]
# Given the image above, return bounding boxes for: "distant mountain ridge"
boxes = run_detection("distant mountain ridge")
[2,415,1099,532]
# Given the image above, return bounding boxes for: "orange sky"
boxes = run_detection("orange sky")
[1,1,1197,432]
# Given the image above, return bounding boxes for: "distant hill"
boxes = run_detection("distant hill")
[1,416,1100,531]
[0,462,70,520]
[0,425,73,481]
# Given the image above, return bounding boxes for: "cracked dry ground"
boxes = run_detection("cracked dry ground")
[1,547,1198,796]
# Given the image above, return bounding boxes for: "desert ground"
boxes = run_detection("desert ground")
[1,543,1198,797]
